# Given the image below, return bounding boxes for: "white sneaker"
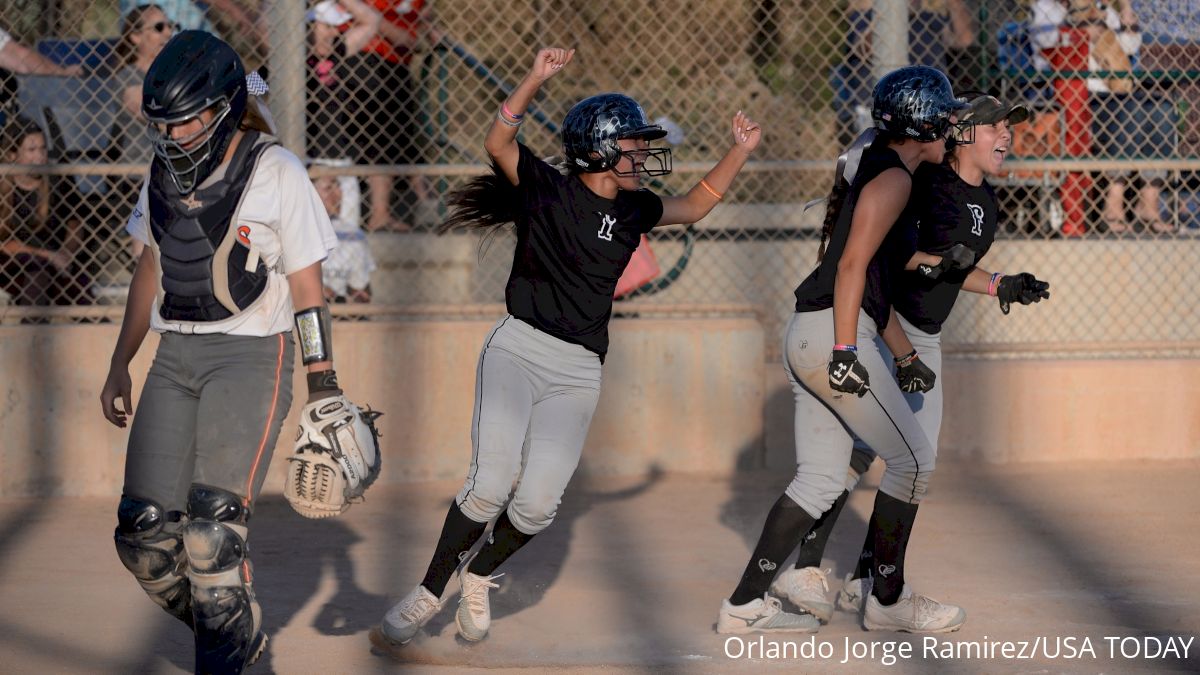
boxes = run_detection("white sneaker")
[380,584,442,645]
[456,570,503,642]
[836,572,872,613]
[770,567,833,623]
[863,586,966,633]
[716,594,821,634]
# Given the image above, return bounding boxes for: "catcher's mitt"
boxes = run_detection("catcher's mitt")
[284,394,383,519]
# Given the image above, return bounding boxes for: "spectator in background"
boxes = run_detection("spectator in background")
[1033,0,1173,233]
[833,0,975,146]
[306,0,381,163]
[351,0,431,231]
[0,25,82,77]
[313,173,375,303]
[0,116,91,307]
[119,0,268,55]
[114,4,174,171]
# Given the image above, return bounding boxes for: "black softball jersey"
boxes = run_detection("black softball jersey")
[505,143,663,359]
[793,144,917,332]
[891,162,998,334]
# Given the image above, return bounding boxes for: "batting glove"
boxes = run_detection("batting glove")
[893,350,936,393]
[829,348,870,397]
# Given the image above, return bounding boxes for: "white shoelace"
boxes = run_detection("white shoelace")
[462,573,504,613]
[799,567,831,594]
[400,591,437,623]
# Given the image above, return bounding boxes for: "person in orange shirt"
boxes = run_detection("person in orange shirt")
[351,0,430,231]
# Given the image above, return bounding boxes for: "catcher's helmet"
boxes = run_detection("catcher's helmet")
[142,30,247,193]
[561,93,671,176]
[871,66,967,143]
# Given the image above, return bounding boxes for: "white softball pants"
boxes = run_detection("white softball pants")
[455,316,602,534]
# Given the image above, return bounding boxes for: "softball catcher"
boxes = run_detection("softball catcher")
[99,31,378,674]
[374,46,760,646]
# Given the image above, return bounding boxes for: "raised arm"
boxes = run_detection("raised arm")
[340,0,383,55]
[485,47,575,185]
[657,111,761,226]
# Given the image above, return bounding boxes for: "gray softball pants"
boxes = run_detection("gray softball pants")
[123,331,295,510]
[847,313,944,484]
[455,316,602,535]
[782,308,936,518]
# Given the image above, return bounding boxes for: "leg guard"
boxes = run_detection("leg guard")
[183,484,262,674]
[113,495,193,628]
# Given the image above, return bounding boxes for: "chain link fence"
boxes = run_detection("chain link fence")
[0,0,1196,357]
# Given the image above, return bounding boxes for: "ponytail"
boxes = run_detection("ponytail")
[438,161,521,237]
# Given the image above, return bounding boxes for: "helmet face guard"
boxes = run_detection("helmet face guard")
[142,30,247,194]
[145,97,235,193]
[612,144,672,178]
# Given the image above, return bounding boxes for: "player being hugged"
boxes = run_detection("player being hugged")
[99,31,380,674]
[778,92,1049,622]
[717,66,973,636]
[373,46,760,646]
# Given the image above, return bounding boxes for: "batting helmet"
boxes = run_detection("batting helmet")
[871,66,967,143]
[142,30,247,193]
[561,93,671,176]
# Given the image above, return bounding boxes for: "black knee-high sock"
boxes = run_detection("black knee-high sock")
[794,489,850,569]
[467,511,535,576]
[868,491,920,605]
[853,517,876,581]
[420,502,489,597]
[729,494,816,606]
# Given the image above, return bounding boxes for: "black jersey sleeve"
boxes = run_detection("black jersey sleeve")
[630,189,664,233]
[515,143,565,190]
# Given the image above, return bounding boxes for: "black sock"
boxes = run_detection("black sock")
[729,494,816,606]
[853,516,876,581]
[420,502,489,597]
[868,491,920,605]
[794,489,850,569]
[467,511,536,576]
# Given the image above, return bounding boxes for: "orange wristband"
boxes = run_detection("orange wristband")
[699,179,723,201]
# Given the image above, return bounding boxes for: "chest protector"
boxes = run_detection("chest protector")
[148,131,273,322]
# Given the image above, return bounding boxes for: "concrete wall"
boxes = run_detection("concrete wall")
[760,356,1200,470]
[0,313,764,498]
[2,314,1198,499]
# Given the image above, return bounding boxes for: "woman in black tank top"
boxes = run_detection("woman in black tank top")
[719,67,980,636]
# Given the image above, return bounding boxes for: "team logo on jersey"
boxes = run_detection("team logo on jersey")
[597,213,616,241]
[968,203,984,236]
[181,193,204,211]
[237,225,252,246]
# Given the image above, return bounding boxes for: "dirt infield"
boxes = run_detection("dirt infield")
[1,460,1197,673]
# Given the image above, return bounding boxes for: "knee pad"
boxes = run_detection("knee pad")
[183,485,261,672]
[113,495,192,626]
[183,484,248,578]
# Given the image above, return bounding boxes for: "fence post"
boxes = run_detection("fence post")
[873,0,909,81]
[269,0,306,156]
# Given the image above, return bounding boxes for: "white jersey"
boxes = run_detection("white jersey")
[127,144,337,336]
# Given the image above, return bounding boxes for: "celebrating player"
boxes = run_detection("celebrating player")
[777,92,1050,623]
[373,46,761,646]
[718,66,971,635]
[99,31,379,673]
